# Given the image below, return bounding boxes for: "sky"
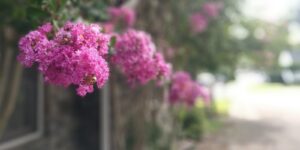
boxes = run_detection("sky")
[242,0,300,23]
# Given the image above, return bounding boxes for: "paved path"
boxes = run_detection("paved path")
[196,84,300,150]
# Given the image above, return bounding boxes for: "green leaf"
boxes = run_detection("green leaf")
[109,36,116,47]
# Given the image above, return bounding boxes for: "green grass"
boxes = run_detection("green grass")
[214,99,230,116]
[250,83,300,92]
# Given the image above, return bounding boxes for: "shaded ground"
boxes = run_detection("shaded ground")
[186,83,300,150]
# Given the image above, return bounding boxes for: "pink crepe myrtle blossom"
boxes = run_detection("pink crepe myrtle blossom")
[154,52,172,86]
[189,12,208,33]
[154,52,172,79]
[168,71,191,104]
[18,22,110,97]
[108,7,136,28]
[202,2,223,18]
[101,22,115,33]
[112,29,171,86]
[18,28,52,67]
[168,71,209,106]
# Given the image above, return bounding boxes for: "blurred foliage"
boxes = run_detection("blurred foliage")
[176,107,204,140]
[171,100,226,141]
[145,122,172,150]
[176,0,242,78]
[0,0,122,34]
[137,0,243,79]
[137,0,292,79]
[237,19,290,72]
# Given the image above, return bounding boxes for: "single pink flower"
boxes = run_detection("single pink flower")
[189,12,208,33]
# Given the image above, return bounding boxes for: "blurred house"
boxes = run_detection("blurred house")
[279,50,300,84]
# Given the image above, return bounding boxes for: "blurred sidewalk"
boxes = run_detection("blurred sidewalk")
[196,81,300,150]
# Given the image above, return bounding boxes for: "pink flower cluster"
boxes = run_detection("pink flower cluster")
[169,71,209,106]
[202,2,223,18]
[18,22,110,96]
[112,29,171,85]
[189,2,223,33]
[107,7,136,28]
